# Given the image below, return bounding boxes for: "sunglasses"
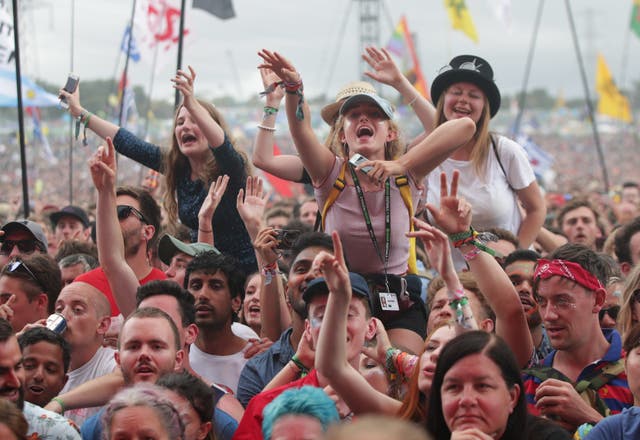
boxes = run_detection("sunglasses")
[117,205,148,224]
[598,305,620,321]
[438,59,483,75]
[6,259,47,292]
[0,239,39,256]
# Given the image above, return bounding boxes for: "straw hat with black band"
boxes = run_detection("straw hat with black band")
[430,55,501,118]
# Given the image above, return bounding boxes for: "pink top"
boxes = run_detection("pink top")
[315,156,422,275]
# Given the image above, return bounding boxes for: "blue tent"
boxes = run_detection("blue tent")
[0,68,59,107]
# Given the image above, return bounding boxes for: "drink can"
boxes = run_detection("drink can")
[45,313,67,334]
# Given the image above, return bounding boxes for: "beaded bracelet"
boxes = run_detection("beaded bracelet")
[257,124,276,132]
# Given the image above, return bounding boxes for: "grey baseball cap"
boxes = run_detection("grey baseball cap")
[339,93,395,119]
[158,234,220,265]
[1,219,48,251]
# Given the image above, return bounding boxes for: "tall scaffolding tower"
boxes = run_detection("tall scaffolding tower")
[358,0,381,80]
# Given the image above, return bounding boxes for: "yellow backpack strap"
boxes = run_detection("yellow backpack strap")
[395,175,417,274]
[319,161,348,231]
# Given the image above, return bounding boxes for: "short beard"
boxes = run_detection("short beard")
[287,291,307,320]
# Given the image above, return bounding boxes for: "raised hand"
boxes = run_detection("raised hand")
[312,231,349,301]
[360,318,393,365]
[359,159,406,184]
[408,217,455,278]
[88,137,117,192]
[425,171,472,235]
[236,176,268,239]
[362,46,403,88]
[59,84,83,118]
[259,67,284,104]
[252,227,280,267]
[171,65,197,108]
[257,49,300,84]
[198,175,229,222]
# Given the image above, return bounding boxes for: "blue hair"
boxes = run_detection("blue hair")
[261,386,340,440]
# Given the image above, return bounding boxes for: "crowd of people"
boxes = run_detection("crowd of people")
[0,46,639,440]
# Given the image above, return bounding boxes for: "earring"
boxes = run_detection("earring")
[343,142,349,156]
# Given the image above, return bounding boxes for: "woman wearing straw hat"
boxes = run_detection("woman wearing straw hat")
[425,55,545,268]
[252,47,437,185]
[258,48,475,353]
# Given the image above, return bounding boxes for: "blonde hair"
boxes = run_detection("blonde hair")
[162,99,251,225]
[328,114,404,161]
[617,264,640,339]
[434,88,492,178]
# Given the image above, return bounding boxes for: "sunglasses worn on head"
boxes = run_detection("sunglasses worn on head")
[599,305,620,321]
[0,239,39,256]
[6,259,47,292]
[117,205,148,224]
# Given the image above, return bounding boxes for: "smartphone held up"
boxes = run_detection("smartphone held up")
[59,73,79,109]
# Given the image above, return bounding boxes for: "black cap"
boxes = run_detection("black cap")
[50,206,90,228]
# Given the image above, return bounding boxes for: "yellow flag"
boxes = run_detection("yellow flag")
[596,54,632,122]
[445,0,479,43]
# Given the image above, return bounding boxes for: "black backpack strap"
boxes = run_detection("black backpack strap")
[491,135,514,191]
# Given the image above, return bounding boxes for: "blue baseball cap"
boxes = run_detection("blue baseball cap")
[303,272,371,309]
[339,93,395,119]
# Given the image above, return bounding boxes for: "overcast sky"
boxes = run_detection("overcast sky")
[19,0,640,103]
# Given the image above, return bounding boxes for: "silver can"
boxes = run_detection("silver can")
[45,313,67,334]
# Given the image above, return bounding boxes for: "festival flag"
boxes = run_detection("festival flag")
[25,107,56,163]
[0,3,14,66]
[134,0,188,58]
[120,25,141,63]
[486,0,511,32]
[192,0,235,19]
[444,0,478,43]
[117,73,138,131]
[515,134,553,177]
[595,54,632,123]
[386,16,429,99]
[631,0,640,39]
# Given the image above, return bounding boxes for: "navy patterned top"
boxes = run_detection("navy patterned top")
[112,128,257,274]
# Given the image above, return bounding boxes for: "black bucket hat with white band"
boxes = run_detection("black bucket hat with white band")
[430,55,501,118]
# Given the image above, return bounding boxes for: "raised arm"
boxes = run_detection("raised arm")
[172,66,226,148]
[315,231,401,415]
[426,171,534,367]
[197,175,229,245]
[362,117,475,185]
[258,49,334,183]
[60,84,119,140]
[362,46,436,135]
[45,370,124,413]
[89,138,139,317]
[515,181,546,249]
[252,68,306,182]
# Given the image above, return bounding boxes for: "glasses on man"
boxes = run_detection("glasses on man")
[6,259,47,292]
[0,239,39,256]
[598,305,620,321]
[116,205,148,224]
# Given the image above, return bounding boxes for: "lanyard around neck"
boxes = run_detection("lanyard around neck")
[349,163,390,277]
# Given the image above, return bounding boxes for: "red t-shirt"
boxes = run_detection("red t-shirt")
[232,370,321,440]
[75,267,166,316]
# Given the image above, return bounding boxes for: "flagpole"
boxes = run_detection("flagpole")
[119,0,137,127]
[174,0,187,110]
[511,0,545,137]
[12,0,30,217]
[68,0,75,204]
[564,0,609,192]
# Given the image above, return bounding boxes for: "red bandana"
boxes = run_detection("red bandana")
[534,258,603,292]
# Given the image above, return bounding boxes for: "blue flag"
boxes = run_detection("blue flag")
[120,25,141,62]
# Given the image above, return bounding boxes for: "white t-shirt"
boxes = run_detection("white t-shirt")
[60,346,117,425]
[426,135,535,269]
[189,343,248,394]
